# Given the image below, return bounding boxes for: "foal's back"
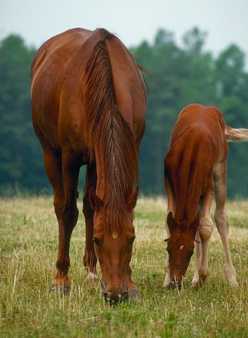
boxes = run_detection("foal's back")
[170,104,226,155]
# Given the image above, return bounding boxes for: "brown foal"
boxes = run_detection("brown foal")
[164,103,248,289]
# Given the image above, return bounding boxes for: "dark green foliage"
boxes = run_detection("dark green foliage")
[0,34,49,194]
[0,28,248,196]
[132,27,248,197]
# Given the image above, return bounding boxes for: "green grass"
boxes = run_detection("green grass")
[1,196,248,337]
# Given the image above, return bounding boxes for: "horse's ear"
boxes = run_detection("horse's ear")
[167,212,176,231]
[127,188,138,210]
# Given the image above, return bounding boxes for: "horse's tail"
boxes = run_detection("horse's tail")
[84,29,138,222]
[225,125,248,142]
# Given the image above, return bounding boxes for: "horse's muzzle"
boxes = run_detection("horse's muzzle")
[166,280,182,290]
[101,280,132,305]
[103,291,129,305]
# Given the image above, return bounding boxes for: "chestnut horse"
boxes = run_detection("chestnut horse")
[31,28,146,303]
[164,103,248,289]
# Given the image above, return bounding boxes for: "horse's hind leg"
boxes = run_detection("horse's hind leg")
[83,164,97,280]
[192,188,214,288]
[163,177,175,287]
[214,162,238,287]
[44,149,80,293]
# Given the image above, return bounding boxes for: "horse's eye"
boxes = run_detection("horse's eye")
[93,237,102,246]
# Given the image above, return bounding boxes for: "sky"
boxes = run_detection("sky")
[1,0,248,56]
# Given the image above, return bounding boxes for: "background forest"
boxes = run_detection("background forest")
[1,27,248,197]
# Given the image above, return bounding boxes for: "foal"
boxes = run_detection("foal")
[164,103,248,289]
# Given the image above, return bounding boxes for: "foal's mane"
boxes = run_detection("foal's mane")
[85,29,138,232]
[165,127,213,226]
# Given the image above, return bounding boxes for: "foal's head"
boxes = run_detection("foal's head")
[93,196,137,304]
[166,212,198,289]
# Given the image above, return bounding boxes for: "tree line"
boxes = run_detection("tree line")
[1,28,248,197]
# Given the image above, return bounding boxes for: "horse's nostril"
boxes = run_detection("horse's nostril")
[167,280,182,290]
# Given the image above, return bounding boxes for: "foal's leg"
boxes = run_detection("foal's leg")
[214,162,238,287]
[192,189,214,288]
[45,149,80,293]
[191,231,202,287]
[83,164,97,280]
[163,178,175,287]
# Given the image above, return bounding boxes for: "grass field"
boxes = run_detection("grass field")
[0,196,248,337]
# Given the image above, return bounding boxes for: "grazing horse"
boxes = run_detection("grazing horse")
[31,28,146,303]
[164,103,248,289]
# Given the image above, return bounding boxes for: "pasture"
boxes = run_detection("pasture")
[0,196,248,337]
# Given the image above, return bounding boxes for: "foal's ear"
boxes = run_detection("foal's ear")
[167,212,176,230]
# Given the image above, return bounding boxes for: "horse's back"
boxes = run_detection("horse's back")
[31,29,92,147]
[31,28,91,96]
[31,28,146,151]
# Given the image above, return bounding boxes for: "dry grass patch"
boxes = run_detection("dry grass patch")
[0,196,248,337]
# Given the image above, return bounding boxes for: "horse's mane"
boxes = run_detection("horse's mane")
[85,29,138,232]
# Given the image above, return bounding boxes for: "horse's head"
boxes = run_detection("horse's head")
[166,212,198,289]
[93,196,137,304]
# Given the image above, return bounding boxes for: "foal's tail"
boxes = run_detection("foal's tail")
[225,125,248,142]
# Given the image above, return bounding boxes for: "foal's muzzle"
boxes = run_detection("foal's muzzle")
[167,280,182,290]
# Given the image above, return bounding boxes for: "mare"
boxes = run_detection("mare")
[31,28,146,303]
[164,103,248,289]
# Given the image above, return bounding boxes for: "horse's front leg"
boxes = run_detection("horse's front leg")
[163,177,175,288]
[83,164,97,280]
[192,188,214,288]
[45,149,80,294]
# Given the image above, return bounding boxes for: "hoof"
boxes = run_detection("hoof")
[163,280,171,288]
[228,279,239,288]
[192,274,207,288]
[50,284,71,295]
[224,265,239,288]
[192,279,202,289]
[103,291,129,305]
[166,281,182,290]
[86,272,98,281]
[128,287,139,300]
[163,273,171,288]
